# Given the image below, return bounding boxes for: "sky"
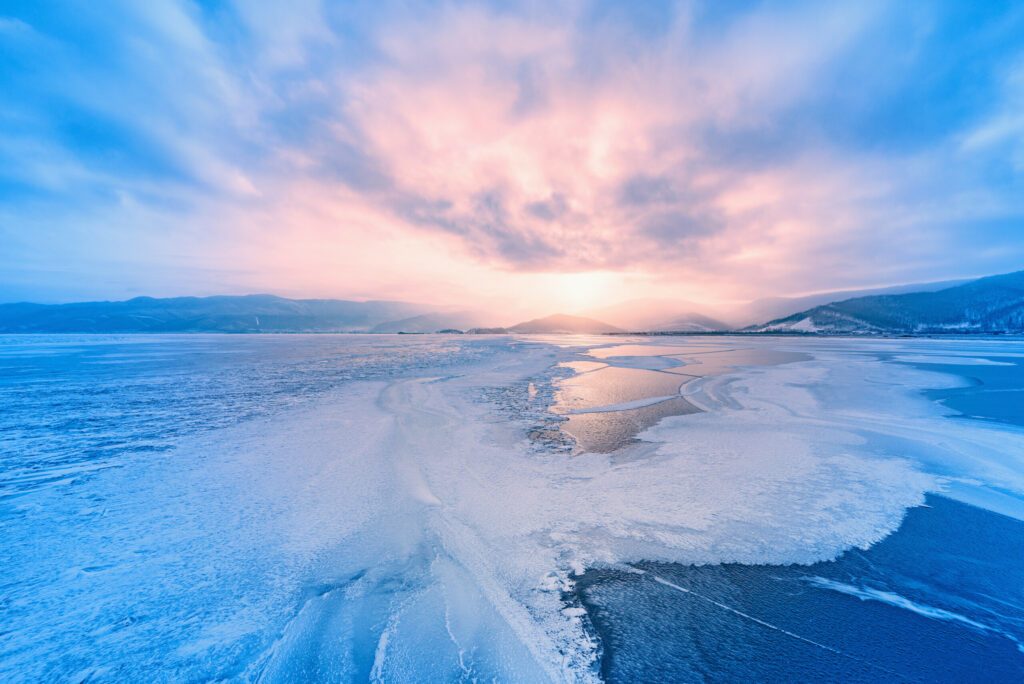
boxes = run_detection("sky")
[2,0,1024,314]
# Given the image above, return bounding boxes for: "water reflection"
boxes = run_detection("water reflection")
[554,366,686,413]
[554,340,811,454]
[562,397,700,453]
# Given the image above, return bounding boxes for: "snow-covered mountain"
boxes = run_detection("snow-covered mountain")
[730,278,970,327]
[753,270,1024,334]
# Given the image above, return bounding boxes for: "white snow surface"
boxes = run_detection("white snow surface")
[236,339,1021,679]
[788,317,820,332]
[5,336,1024,681]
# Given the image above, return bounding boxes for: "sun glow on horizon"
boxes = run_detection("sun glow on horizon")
[537,271,623,314]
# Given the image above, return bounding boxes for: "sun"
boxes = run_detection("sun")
[548,271,620,313]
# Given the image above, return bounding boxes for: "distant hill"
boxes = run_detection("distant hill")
[649,312,731,333]
[508,313,623,334]
[0,295,428,333]
[754,270,1024,334]
[9,270,1019,336]
[370,310,492,333]
[731,278,970,327]
[580,298,719,331]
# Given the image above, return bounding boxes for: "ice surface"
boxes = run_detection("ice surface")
[552,366,686,413]
[893,354,1014,366]
[803,577,1012,641]
[574,494,1024,682]
[3,335,1024,680]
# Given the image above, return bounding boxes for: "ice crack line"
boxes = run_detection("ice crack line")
[638,570,907,680]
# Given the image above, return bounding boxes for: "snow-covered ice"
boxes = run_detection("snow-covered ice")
[2,334,1023,681]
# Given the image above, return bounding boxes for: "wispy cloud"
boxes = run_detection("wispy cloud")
[1,1,1023,306]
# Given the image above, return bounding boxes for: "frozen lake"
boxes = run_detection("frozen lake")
[1,334,1023,681]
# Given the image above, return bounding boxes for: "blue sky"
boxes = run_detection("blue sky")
[1,1,1023,309]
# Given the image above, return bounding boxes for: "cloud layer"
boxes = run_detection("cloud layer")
[1,1,1023,309]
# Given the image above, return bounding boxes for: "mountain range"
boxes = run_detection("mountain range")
[580,299,730,332]
[507,314,624,334]
[0,295,426,333]
[369,311,493,333]
[755,270,1024,334]
[2,270,1023,334]
[730,278,971,328]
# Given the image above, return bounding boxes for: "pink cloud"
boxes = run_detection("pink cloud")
[10,1,1022,310]
[260,1,907,303]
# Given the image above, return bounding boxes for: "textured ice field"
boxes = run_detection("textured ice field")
[1,335,1023,681]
